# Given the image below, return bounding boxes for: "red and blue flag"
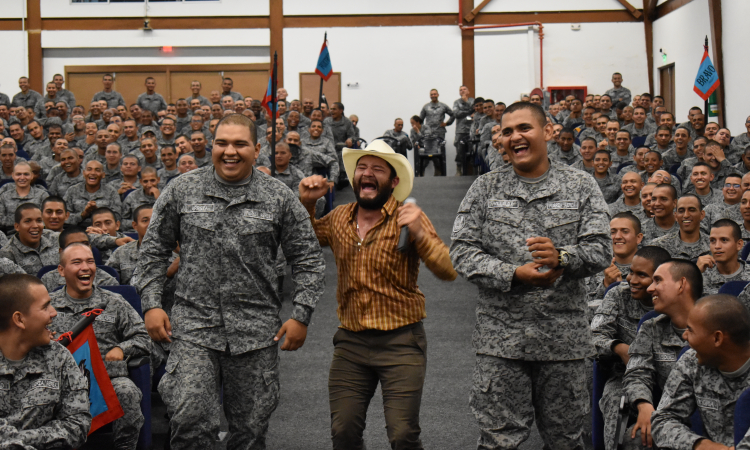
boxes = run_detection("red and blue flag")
[261,75,274,118]
[693,44,720,101]
[315,40,333,81]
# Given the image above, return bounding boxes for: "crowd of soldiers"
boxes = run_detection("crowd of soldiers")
[2,67,750,450]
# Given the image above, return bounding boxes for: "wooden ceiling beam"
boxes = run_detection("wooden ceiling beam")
[615,0,643,19]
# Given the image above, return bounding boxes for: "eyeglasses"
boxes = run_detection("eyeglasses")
[725,183,741,189]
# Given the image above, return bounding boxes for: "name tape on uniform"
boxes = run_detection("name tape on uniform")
[488,200,520,209]
[696,396,720,410]
[182,204,216,214]
[32,379,60,390]
[547,201,579,210]
[95,314,116,324]
[243,210,274,222]
[654,352,676,362]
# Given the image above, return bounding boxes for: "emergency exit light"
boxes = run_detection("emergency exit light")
[162,46,173,53]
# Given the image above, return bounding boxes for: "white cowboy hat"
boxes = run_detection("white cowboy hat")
[342,139,414,202]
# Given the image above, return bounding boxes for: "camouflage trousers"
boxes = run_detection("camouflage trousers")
[111,376,144,450]
[470,355,588,450]
[599,374,649,450]
[158,339,280,450]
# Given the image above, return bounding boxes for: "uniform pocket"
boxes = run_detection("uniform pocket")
[542,210,580,247]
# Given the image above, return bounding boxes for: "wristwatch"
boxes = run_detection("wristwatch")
[557,249,570,268]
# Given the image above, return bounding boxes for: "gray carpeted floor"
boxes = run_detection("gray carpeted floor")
[146,174,549,449]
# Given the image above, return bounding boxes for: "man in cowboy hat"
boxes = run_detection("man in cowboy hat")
[299,139,457,450]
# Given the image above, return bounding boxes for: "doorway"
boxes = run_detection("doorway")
[659,63,675,114]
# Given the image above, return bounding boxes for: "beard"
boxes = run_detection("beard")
[353,176,393,211]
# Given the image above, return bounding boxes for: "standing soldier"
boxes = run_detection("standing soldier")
[419,89,455,142]
[133,114,326,450]
[450,102,612,449]
[453,85,474,176]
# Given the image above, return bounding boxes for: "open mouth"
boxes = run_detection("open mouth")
[511,143,530,155]
[78,273,92,286]
[360,180,377,193]
[222,158,240,168]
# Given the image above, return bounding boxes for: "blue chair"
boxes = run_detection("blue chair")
[718,280,750,297]
[36,265,58,279]
[632,136,647,148]
[669,163,680,176]
[0,179,13,188]
[97,265,121,284]
[741,242,750,261]
[616,161,635,174]
[122,189,135,200]
[125,232,139,241]
[637,310,661,332]
[735,388,750,446]
[99,285,151,450]
[91,246,103,266]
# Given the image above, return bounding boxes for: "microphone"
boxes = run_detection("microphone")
[398,197,417,253]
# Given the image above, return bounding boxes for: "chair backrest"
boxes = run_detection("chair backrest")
[122,189,135,200]
[637,310,661,332]
[603,281,622,297]
[0,179,14,189]
[96,265,121,284]
[125,232,139,241]
[718,280,750,297]
[36,265,58,279]
[735,388,750,446]
[678,345,691,360]
[91,246,103,266]
[616,161,635,174]
[669,163,681,175]
[632,136,647,148]
[100,285,142,318]
[742,242,750,261]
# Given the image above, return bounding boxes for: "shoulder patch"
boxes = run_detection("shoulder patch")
[453,215,466,234]
[181,204,215,214]
[488,200,520,209]
[547,201,579,210]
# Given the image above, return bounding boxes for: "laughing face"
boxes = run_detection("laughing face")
[626,256,655,303]
[500,108,553,178]
[58,245,97,298]
[674,196,704,234]
[15,207,44,248]
[352,155,399,211]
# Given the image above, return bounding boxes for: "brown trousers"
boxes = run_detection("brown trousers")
[329,322,427,450]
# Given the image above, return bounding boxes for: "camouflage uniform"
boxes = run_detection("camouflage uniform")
[641,218,680,242]
[41,267,119,292]
[83,147,107,166]
[323,116,356,152]
[479,120,501,159]
[701,261,750,295]
[63,182,123,227]
[23,137,49,162]
[622,123,656,139]
[701,201,742,233]
[49,286,150,450]
[0,185,49,229]
[157,168,180,190]
[0,256,24,275]
[608,199,648,223]
[121,188,157,232]
[570,160,595,175]
[136,92,168,115]
[610,148,636,176]
[189,152,212,169]
[419,101,455,140]
[584,262,631,305]
[48,171,84,197]
[661,148,693,169]
[734,160,750,175]
[91,90,126,109]
[647,231,710,259]
[11,89,42,108]
[56,88,76,109]
[0,342,91,449]
[382,129,413,157]
[0,232,59,275]
[301,135,339,183]
[453,97,474,166]
[622,314,687,449]
[562,115,584,130]
[591,283,654,450]
[121,138,141,156]
[578,128,606,145]
[651,349,750,449]
[107,240,140,285]
[604,87,632,106]
[594,172,622,204]
[548,146,582,166]
[679,158,733,193]
[289,144,338,183]
[132,167,325,450]
[650,142,676,155]
[694,188,724,208]
[450,162,612,449]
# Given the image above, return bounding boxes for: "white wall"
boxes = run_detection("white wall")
[652,0,711,124]
[0,31,29,99]
[479,0,643,12]
[284,26,463,174]
[474,28,532,102]
[41,29,269,48]
[721,0,750,133]
[284,0,457,15]
[0,0,25,19]
[40,0,268,18]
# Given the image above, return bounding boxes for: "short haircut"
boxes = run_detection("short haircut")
[594,150,611,160]
[59,227,89,249]
[653,183,677,200]
[696,294,750,346]
[645,150,662,161]
[42,196,67,212]
[559,127,575,137]
[616,129,632,139]
[705,139,721,149]
[711,219,742,241]
[140,166,158,178]
[91,207,117,222]
[634,246,671,270]
[473,97,485,106]
[502,102,547,128]
[612,211,642,235]
[657,125,672,133]
[664,259,703,301]
[678,193,703,211]
[215,113,257,146]
[726,173,744,182]
[133,204,153,222]
[615,102,628,110]
[692,161,711,171]
[15,203,39,224]
[0,274,45,332]
[581,137,598,146]
[333,102,344,111]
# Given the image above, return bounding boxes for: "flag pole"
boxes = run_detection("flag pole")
[270,51,278,177]
[704,36,709,121]
[319,32,327,108]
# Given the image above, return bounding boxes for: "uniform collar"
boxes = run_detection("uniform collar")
[11,231,55,254]
[0,344,49,379]
[202,166,269,204]
[501,161,561,202]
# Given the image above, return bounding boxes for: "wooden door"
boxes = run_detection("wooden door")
[169,71,224,104]
[659,63,676,114]
[300,72,341,107]
[67,73,109,108]
[114,72,169,107]
[222,70,270,103]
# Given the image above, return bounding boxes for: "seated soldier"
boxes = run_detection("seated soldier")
[48,148,83,197]
[49,244,149,450]
[177,154,198,174]
[188,131,212,168]
[0,144,17,181]
[592,246,670,450]
[640,182,656,219]
[0,161,49,231]
[88,207,133,261]
[640,150,664,183]
[587,214,645,303]
[0,204,58,274]
[662,127,694,169]
[0,274,91,449]
[622,259,701,449]
[650,125,675,155]
[286,131,339,183]
[611,130,636,174]
[121,167,160,232]
[271,142,304,194]
[548,127,581,166]
[610,172,646,221]
[41,227,118,292]
[107,205,152,286]
[64,160,123,228]
[41,196,70,232]
[741,189,750,240]
[735,146,750,175]
[83,129,111,166]
[648,194,710,259]
[131,137,162,171]
[593,150,620,203]
[652,295,750,450]
[641,184,679,241]
[103,142,123,185]
[157,145,180,189]
[571,136,597,175]
[688,162,723,205]
[701,173,743,233]
[38,137,67,179]
[109,155,142,198]
[698,219,750,294]
[702,139,736,191]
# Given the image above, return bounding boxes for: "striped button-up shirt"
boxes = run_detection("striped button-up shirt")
[307,195,456,331]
